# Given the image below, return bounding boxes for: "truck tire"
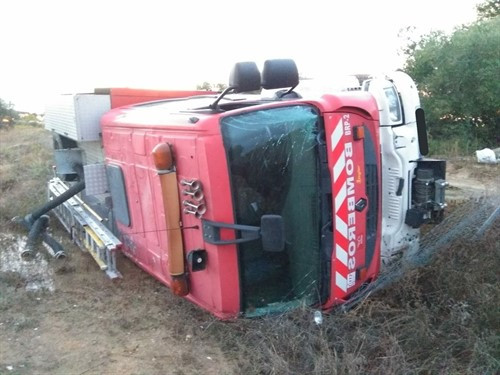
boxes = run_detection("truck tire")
[53,134,78,150]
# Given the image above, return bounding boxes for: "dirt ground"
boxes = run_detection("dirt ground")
[445,157,499,200]
[0,228,240,375]
[0,127,498,374]
[0,127,239,374]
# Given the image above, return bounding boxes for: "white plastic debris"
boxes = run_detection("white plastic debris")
[313,310,323,325]
[6,366,13,371]
[475,148,497,164]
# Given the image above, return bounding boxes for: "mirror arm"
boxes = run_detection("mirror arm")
[202,219,261,245]
[209,86,234,112]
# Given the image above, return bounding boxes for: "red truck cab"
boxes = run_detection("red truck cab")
[100,60,381,318]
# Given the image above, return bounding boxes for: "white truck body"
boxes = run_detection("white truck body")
[363,72,423,262]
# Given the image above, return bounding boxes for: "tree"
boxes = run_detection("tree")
[476,0,500,20]
[196,82,213,91]
[214,83,228,92]
[196,82,228,92]
[0,99,18,119]
[16,113,43,127]
[0,99,19,127]
[402,6,500,146]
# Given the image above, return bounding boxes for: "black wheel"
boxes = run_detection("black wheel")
[53,134,77,150]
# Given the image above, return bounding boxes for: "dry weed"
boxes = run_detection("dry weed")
[204,207,499,374]
[0,125,53,225]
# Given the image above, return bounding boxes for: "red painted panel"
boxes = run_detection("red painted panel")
[102,113,240,318]
[109,88,215,108]
[101,93,382,318]
[322,111,381,309]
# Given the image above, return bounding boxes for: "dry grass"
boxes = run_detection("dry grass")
[0,125,53,226]
[428,137,482,158]
[207,220,499,374]
[0,125,498,374]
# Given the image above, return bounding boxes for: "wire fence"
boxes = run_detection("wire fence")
[341,196,500,311]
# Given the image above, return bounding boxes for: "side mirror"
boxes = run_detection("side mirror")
[229,61,262,93]
[261,59,299,90]
[202,215,285,252]
[260,215,285,252]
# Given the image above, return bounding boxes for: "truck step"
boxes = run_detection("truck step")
[48,177,122,279]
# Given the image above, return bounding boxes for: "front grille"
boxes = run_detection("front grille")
[363,125,378,268]
[365,164,378,241]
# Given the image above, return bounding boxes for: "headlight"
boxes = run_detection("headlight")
[384,87,402,123]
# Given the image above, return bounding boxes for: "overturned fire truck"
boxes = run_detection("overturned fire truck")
[31,59,447,318]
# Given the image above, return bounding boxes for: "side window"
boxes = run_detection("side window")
[106,164,131,226]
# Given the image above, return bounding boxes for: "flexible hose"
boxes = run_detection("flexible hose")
[26,180,85,225]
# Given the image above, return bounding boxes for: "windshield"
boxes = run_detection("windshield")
[221,105,322,315]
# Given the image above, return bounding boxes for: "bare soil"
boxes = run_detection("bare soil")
[0,229,237,375]
[445,157,499,201]
[1,126,498,374]
[1,127,236,374]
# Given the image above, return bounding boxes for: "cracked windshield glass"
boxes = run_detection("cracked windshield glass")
[221,105,323,315]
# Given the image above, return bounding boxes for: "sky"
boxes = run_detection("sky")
[0,0,482,113]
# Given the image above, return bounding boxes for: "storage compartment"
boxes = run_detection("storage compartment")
[45,94,111,141]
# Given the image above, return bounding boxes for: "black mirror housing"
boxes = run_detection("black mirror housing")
[229,61,261,93]
[260,215,285,252]
[261,59,299,90]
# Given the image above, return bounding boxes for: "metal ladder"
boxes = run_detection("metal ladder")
[48,177,122,279]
